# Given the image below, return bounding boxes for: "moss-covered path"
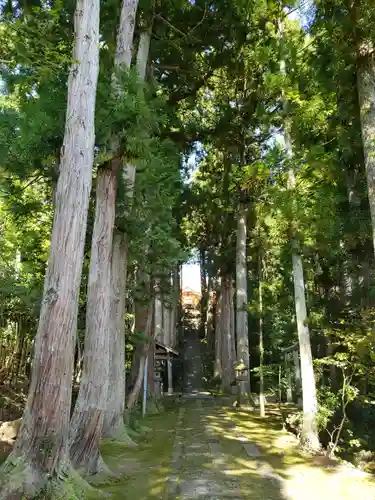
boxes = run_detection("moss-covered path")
[98,395,375,499]
[166,396,285,499]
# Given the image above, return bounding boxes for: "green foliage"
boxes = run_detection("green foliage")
[316,389,342,432]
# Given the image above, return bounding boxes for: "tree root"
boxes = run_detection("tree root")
[51,465,105,499]
[0,456,104,500]
[0,454,43,500]
[87,457,119,486]
[101,425,138,448]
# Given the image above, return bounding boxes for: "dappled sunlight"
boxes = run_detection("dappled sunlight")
[225,403,375,500]
[92,399,375,499]
[221,467,255,476]
[166,398,288,499]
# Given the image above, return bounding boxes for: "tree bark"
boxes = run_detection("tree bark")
[221,275,235,392]
[69,166,117,474]
[102,234,129,441]
[285,126,319,448]
[236,205,250,395]
[154,283,163,342]
[285,353,293,403]
[130,277,151,388]
[101,0,140,440]
[126,301,153,413]
[0,0,100,492]
[287,159,320,450]
[12,319,24,384]
[214,285,223,380]
[208,286,215,359]
[199,249,208,338]
[259,256,265,417]
[291,244,320,450]
[293,349,302,407]
[162,302,169,345]
[105,28,151,435]
[170,266,179,347]
[357,46,375,255]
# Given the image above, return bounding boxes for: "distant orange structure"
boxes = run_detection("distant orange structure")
[181,287,201,308]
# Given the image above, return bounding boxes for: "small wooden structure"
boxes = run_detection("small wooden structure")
[154,340,179,396]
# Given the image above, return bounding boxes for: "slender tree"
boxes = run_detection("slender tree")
[258,252,265,417]
[280,18,320,451]
[236,204,250,396]
[220,274,235,391]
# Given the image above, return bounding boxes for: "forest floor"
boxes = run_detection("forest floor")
[1,393,375,498]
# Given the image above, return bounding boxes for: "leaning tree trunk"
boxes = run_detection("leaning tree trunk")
[69,166,117,474]
[357,44,375,255]
[0,0,100,493]
[236,205,250,396]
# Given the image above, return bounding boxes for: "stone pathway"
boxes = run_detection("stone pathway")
[99,392,375,499]
[182,330,204,393]
[167,395,287,499]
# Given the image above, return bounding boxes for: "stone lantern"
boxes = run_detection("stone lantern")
[233,361,249,407]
